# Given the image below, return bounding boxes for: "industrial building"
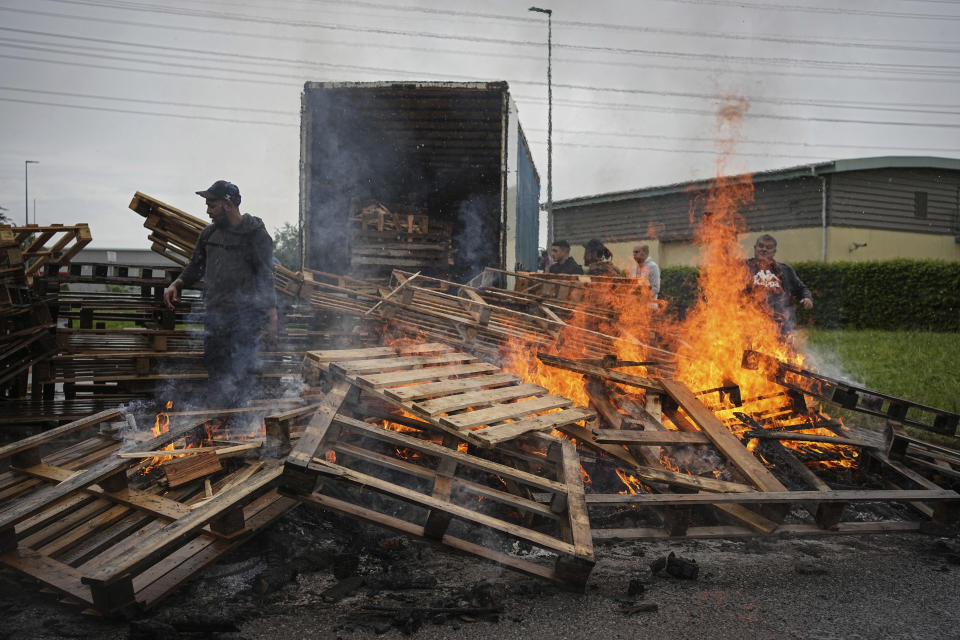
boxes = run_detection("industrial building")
[551,156,960,269]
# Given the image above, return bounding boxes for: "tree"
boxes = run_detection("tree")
[272,222,299,270]
[0,205,9,224]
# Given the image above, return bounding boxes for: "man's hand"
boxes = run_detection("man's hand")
[799,297,813,310]
[162,280,182,310]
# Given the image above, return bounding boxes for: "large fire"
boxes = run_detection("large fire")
[498,96,856,482]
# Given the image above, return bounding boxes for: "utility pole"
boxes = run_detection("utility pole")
[24,160,38,226]
[528,6,553,246]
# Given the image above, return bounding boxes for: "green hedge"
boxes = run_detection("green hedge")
[659,260,960,331]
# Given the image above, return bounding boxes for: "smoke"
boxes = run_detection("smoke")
[454,193,500,281]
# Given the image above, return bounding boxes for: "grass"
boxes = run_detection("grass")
[801,328,960,438]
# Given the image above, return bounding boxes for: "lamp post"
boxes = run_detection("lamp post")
[24,160,38,226]
[528,6,553,246]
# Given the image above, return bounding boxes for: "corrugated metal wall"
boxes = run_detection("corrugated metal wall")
[829,168,960,234]
[553,176,824,244]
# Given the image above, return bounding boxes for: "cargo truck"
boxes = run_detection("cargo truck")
[298,81,541,282]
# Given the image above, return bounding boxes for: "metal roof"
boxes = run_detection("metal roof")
[553,156,960,210]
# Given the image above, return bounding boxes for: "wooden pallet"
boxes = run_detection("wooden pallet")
[0,224,92,281]
[304,344,597,447]
[0,408,297,614]
[536,352,960,539]
[281,397,595,590]
[129,192,208,268]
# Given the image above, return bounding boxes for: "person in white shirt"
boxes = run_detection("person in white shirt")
[629,243,660,298]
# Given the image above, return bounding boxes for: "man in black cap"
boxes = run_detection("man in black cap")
[163,180,278,407]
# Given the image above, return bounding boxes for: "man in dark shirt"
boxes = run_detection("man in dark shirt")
[548,239,584,275]
[746,234,813,335]
[163,180,278,407]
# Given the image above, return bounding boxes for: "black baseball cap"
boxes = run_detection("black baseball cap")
[196,180,241,205]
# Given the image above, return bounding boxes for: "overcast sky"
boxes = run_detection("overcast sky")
[0,0,958,248]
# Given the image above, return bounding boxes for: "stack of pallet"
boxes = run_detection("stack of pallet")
[0,403,308,614]
[128,192,207,267]
[0,227,59,401]
[349,200,454,278]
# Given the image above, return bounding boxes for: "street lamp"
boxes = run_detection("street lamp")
[24,160,38,226]
[528,6,553,246]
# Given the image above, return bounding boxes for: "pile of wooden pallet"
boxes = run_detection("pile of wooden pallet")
[2,338,959,615]
[0,403,310,614]
[0,227,62,402]
[349,200,454,279]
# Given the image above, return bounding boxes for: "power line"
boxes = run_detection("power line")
[0,95,297,126]
[4,28,960,119]
[5,6,960,87]
[660,0,960,20]
[34,0,960,75]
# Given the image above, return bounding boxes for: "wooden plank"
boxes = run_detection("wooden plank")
[472,407,596,446]
[305,343,452,364]
[300,493,561,583]
[308,459,577,556]
[660,380,788,493]
[593,429,712,446]
[329,414,569,494]
[585,489,960,506]
[537,353,666,392]
[384,373,521,402]
[414,383,548,416]
[161,453,223,488]
[591,521,924,541]
[1,548,93,604]
[557,422,756,494]
[357,362,499,388]
[0,419,206,537]
[557,440,593,560]
[440,395,574,430]
[285,380,351,470]
[331,351,477,375]
[0,409,122,461]
[81,466,283,588]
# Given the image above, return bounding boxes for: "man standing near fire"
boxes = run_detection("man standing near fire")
[163,180,278,407]
[746,234,813,335]
[629,242,660,298]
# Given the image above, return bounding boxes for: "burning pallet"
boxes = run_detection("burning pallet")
[0,405,308,614]
[283,346,596,589]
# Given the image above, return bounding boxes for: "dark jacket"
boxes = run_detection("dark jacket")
[549,257,584,275]
[746,258,811,317]
[180,214,277,322]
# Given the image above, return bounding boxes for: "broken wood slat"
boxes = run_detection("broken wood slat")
[1,549,93,605]
[414,383,548,416]
[592,429,712,446]
[385,373,521,403]
[556,422,756,494]
[660,380,788,495]
[356,362,499,388]
[554,439,595,583]
[330,351,477,375]
[439,395,573,430]
[746,430,875,448]
[537,352,666,392]
[591,521,924,541]
[586,489,960,507]
[470,407,596,447]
